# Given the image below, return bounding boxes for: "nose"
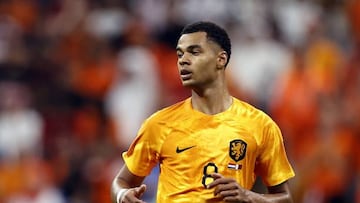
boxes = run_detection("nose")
[178,54,190,66]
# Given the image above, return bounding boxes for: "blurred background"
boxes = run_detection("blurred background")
[0,0,359,202]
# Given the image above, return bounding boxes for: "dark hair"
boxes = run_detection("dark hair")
[180,21,231,67]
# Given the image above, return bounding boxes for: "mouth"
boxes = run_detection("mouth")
[180,69,192,80]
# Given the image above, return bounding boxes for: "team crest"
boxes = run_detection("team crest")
[229,139,247,162]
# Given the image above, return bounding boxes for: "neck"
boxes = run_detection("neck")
[191,86,232,115]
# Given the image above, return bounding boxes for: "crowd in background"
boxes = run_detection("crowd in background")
[0,0,359,202]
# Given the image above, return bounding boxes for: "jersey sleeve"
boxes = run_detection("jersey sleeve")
[122,118,161,177]
[255,119,295,186]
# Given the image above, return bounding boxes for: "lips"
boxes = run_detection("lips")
[180,69,192,75]
[180,69,192,80]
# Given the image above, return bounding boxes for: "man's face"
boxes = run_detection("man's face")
[176,32,222,88]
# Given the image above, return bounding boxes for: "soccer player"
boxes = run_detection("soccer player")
[111,21,295,203]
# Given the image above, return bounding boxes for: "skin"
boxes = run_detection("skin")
[111,32,293,203]
[176,32,232,115]
[111,165,146,203]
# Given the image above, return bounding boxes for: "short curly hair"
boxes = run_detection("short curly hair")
[180,21,231,67]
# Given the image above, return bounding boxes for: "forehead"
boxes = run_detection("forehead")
[177,32,210,49]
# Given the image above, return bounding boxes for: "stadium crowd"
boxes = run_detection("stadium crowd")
[0,0,359,202]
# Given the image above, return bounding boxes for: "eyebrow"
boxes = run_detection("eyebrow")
[176,44,202,52]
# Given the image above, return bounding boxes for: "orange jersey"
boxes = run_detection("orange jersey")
[123,97,295,203]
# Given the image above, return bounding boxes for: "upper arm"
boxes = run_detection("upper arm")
[265,181,293,203]
[256,120,295,186]
[267,181,291,194]
[113,164,146,188]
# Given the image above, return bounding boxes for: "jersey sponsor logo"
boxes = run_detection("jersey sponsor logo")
[229,139,247,162]
[176,145,196,153]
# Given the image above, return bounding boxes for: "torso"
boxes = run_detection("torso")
[123,97,294,203]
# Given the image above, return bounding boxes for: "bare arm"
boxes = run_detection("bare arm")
[244,181,293,203]
[111,165,147,203]
[207,173,293,203]
[262,182,293,203]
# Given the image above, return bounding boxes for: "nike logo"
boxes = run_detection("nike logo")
[176,145,196,153]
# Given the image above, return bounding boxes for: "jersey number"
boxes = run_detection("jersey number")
[202,162,218,187]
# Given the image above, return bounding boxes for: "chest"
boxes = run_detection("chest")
[160,118,260,165]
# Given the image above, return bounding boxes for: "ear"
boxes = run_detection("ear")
[216,51,228,69]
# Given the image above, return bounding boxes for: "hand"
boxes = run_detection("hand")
[206,173,250,203]
[121,184,147,203]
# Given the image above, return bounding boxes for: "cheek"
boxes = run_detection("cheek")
[176,61,181,71]
[197,57,217,73]
[195,61,218,81]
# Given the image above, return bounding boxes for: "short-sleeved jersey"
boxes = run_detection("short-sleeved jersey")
[123,97,295,203]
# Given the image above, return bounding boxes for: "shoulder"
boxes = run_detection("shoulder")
[145,98,190,125]
[232,98,278,128]
[232,98,270,118]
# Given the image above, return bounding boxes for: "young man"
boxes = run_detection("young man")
[111,21,295,203]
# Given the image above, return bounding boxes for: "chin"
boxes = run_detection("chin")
[181,80,194,87]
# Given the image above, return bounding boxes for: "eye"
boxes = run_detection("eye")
[191,50,200,56]
[190,48,201,55]
[177,51,183,58]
